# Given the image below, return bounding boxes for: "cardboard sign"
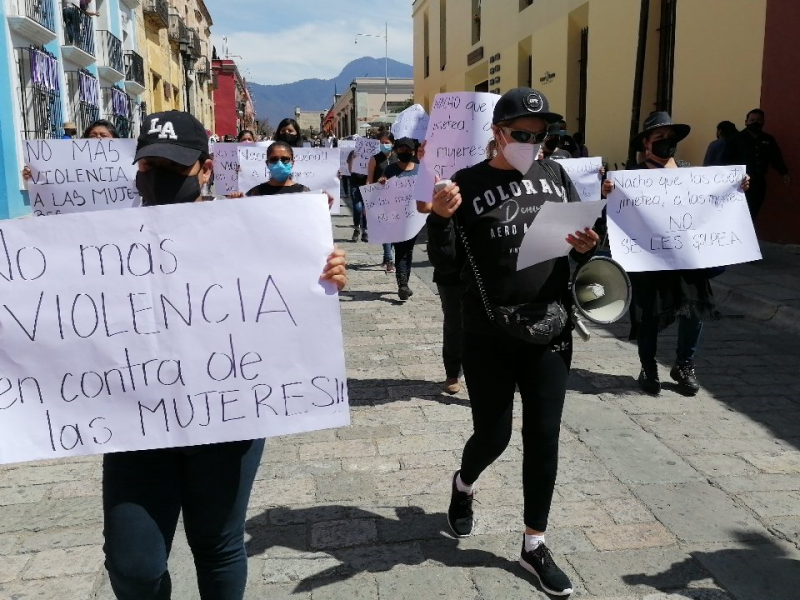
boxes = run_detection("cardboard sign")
[557,157,604,201]
[339,141,356,177]
[391,104,430,142]
[351,138,380,176]
[360,175,427,244]
[0,195,349,465]
[25,139,141,216]
[607,165,761,272]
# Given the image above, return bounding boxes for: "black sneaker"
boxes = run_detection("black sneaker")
[447,471,474,537]
[361,230,369,243]
[351,228,360,242]
[519,539,574,596]
[670,362,700,396]
[638,366,661,395]
[398,285,413,301]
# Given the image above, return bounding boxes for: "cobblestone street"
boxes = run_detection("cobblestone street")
[1,212,799,599]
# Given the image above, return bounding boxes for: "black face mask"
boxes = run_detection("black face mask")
[650,137,679,160]
[746,122,763,133]
[136,168,201,206]
[277,133,299,145]
[396,152,414,164]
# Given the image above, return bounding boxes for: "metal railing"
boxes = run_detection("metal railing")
[168,12,188,45]
[97,30,123,74]
[14,0,56,31]
[16,46,63,139]
[62,5,95,56]
[66,70,100,135]
[102,86,133,138]
[143,0,169,29]
[189,28,201,57]
[124,50,145,86]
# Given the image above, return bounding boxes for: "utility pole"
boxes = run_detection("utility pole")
[356,22,389,117]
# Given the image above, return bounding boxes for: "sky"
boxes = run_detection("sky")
[205,1,414,85]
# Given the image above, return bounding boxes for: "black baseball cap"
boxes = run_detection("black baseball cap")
[492,87,563,125]
[134,110,209,166]
[394,137,417,150]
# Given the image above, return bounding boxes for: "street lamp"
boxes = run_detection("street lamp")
[355,22,388,117]
[350,81,357,136]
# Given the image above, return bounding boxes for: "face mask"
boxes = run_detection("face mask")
[136,168,201,206]
[650,137,679,159]
[277,133,299,145]
[501,131,541,174]
[268,161,293,182]
[746,122,763,133]
[544,137,559,151]
[396,151,414,164]
[380,143,393,155]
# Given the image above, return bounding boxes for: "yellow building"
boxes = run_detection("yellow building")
[412,0,767,167]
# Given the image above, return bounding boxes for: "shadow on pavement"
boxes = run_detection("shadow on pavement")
[339,289,404,306]
[347,378,469,408]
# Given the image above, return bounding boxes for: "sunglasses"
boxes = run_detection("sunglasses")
[267,156,292,165]
[502,127,548,144]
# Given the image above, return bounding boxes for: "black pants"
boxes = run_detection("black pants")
[459,330,572,532]
[745,177,767,219]
[393,235,417,276]
[436,282,465,379]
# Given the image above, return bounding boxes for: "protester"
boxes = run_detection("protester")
[377,137,420,300]
[348,150,368,241]
[603,111,748,396]
[273,118,304,148]
[102,110,346,600]
[541,123,571,159]
[573,131,590,158]
[244,142,310,196]
[703,120,737,166]
[23,119,118,180]
[61,121,78,139]
[428,88,600,597]
[237,129,256,143]
[367,131,397,272]
[724,108,790,218]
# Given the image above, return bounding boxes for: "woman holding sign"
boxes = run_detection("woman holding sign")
[245,142,310,196]
[367,131,398,273]
[102,111,347,600]
[272,118,304,148]
[428,88,599,597]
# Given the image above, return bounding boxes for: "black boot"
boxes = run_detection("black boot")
[638,364,661,395]
[397,271,413,301]
[670,362,700,396]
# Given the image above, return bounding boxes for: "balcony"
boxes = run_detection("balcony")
[123,50,146,96]
[102,86,133,138]
[66,70,100,135]
[61,5,95,68]
[143,0,168,29]
[96,30,124,81]
[8,0,57,45]
[15,47,63,139]
[188,28,201,57]
[120,0,140,8]
[168,12,188,47]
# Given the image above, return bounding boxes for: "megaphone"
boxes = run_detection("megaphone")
[570,256,632,341]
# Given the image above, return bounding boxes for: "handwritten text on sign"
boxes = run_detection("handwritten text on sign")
[238,146,342,214]
[416,92,499,207]
[607,165,761,272]
[351,138,380,176]
[360,176,427,244]
[212,142,272,196]
[0,195,349,465]
[25,139,141,216]
[339,140,356,176]
[391,104,430,142]
[557,157,604,202]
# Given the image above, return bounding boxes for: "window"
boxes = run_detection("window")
[472,0,481,45]
[423,12,430,78]
[15,47,63,139]
[439,0,447,70]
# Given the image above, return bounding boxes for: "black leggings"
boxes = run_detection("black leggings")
[459,330,572,532]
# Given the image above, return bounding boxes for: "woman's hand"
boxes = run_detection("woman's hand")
[602,179,615,196]
[417,140,427,161]
[416,200,433,214]
[741,174,751,192]
[567,228,600,254]
[378,176,388,185]
[431,176,461,218]
[22,166,32,181]
[326,192,335,209]
[321,246,347,291]
[227,191,244,198]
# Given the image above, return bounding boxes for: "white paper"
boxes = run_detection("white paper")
[338,140,356,176]
[238,146,341,214]
[416,92,500,207]
[557,157,604,202]
[391,104,430,142]
[517,199,608,270]
[360,176,427,244]
[0,195,349,465]
[25,139,141,216]
[212,142,268,196]
[606,165,761,272]
[352,138,380,176]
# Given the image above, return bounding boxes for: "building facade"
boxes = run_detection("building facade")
[211,57,254,138]
[329,77,414,138]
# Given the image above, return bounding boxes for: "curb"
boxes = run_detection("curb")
[713,281,800,333]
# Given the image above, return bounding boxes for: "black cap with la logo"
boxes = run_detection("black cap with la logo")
[134,110,209,166]
[492,87,563,125]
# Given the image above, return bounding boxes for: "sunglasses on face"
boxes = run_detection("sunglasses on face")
[502,127,548,144]
[267,156,292,165]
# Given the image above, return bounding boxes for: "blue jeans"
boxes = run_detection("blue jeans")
[103,439,265,600]
[637,315,703,368]
[382,243,393,264]
[351,186,366,230]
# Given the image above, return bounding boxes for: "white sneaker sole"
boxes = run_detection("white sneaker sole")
[446,516,473,539]
[519,556,573,596]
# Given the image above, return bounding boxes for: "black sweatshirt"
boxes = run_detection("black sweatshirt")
[427,158,595,334]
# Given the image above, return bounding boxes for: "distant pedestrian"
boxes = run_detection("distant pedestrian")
[541,123,571,159]
[273,118,304,148]
[61,121,78,139]
[237,129,256,143]
[724,108,790,218]
[348,150,368,241]
[702,120,737,166]
[367,131,398,272]
[573,131,590,158]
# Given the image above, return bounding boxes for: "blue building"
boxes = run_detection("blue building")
[0,0,146,218]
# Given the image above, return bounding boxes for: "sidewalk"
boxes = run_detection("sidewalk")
[0,210,798,599]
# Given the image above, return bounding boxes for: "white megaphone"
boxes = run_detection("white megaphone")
[570,256,632,341]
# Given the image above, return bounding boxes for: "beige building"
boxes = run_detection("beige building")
[329,77,414,138]
[412,0,767,166]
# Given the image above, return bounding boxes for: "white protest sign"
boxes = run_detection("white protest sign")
[339,141,356,176]
[416,92,500,207]
[0,195,349,465]
[558,157,604,201]
[391,104,430,142]
[25,139,141,216]
[352,138,380,176]
[607,165,761,272]
[360,175,427,244]
[212,142,267,196]
[237,146,341,214]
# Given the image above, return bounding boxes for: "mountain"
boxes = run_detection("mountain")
[248,57,414,129]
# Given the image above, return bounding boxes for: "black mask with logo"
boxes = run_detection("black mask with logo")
[650,137,679,160]
[136,168,201,206]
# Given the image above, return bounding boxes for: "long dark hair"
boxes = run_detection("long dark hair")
[237,129,255,142]
[83,119,120,138]
[266,141,295,161]
[273,118,303,147]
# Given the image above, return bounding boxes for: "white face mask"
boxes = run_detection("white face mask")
[499,131,541,174]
